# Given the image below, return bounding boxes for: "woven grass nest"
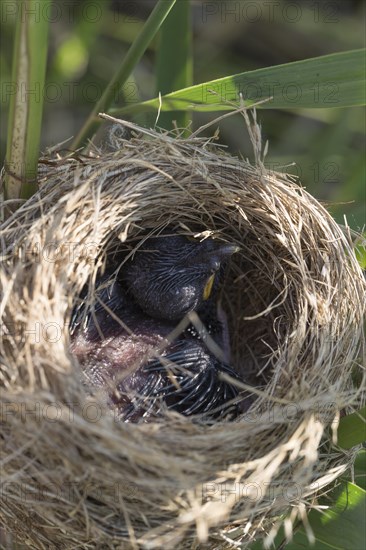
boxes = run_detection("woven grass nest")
[1,114,365,549]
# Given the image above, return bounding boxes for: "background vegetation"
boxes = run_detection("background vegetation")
[1,0,365,227]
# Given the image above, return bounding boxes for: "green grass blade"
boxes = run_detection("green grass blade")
[337,406,366,449]
[155,0,193,130]
[71,0,177,150]
[4,0,51,203]
[114,49,366,117]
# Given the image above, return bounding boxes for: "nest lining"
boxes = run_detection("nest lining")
[0,118,365,549]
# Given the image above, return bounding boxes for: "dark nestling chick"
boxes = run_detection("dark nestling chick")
[70,233,243,422]
[121,234,239,322]
[71,275,241,422]
[121,233,238,362]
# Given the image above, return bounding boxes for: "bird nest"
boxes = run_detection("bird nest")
[0,115,365,549]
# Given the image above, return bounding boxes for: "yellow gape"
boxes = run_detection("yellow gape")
[203,273,215,300]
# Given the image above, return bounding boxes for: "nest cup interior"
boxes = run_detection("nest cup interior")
[94,215,285,393]
[63,129,362,405]
[1,121,365,548]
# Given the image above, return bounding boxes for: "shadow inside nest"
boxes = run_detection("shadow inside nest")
[69,227,261,424]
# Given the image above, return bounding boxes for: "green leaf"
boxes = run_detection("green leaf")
[114,49,366,117]
[353,450,366,491]
[354,239,366,270]
[305,482,366,549]
[155,0,193,130]
[337,406,366,449]
[248,482,366,549]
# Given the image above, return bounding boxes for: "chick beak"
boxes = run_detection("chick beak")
[216,244,240,259]
[203,273,215,300]
[210,244,240,270]
[207,244,240,268]
[203,244,240,300]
